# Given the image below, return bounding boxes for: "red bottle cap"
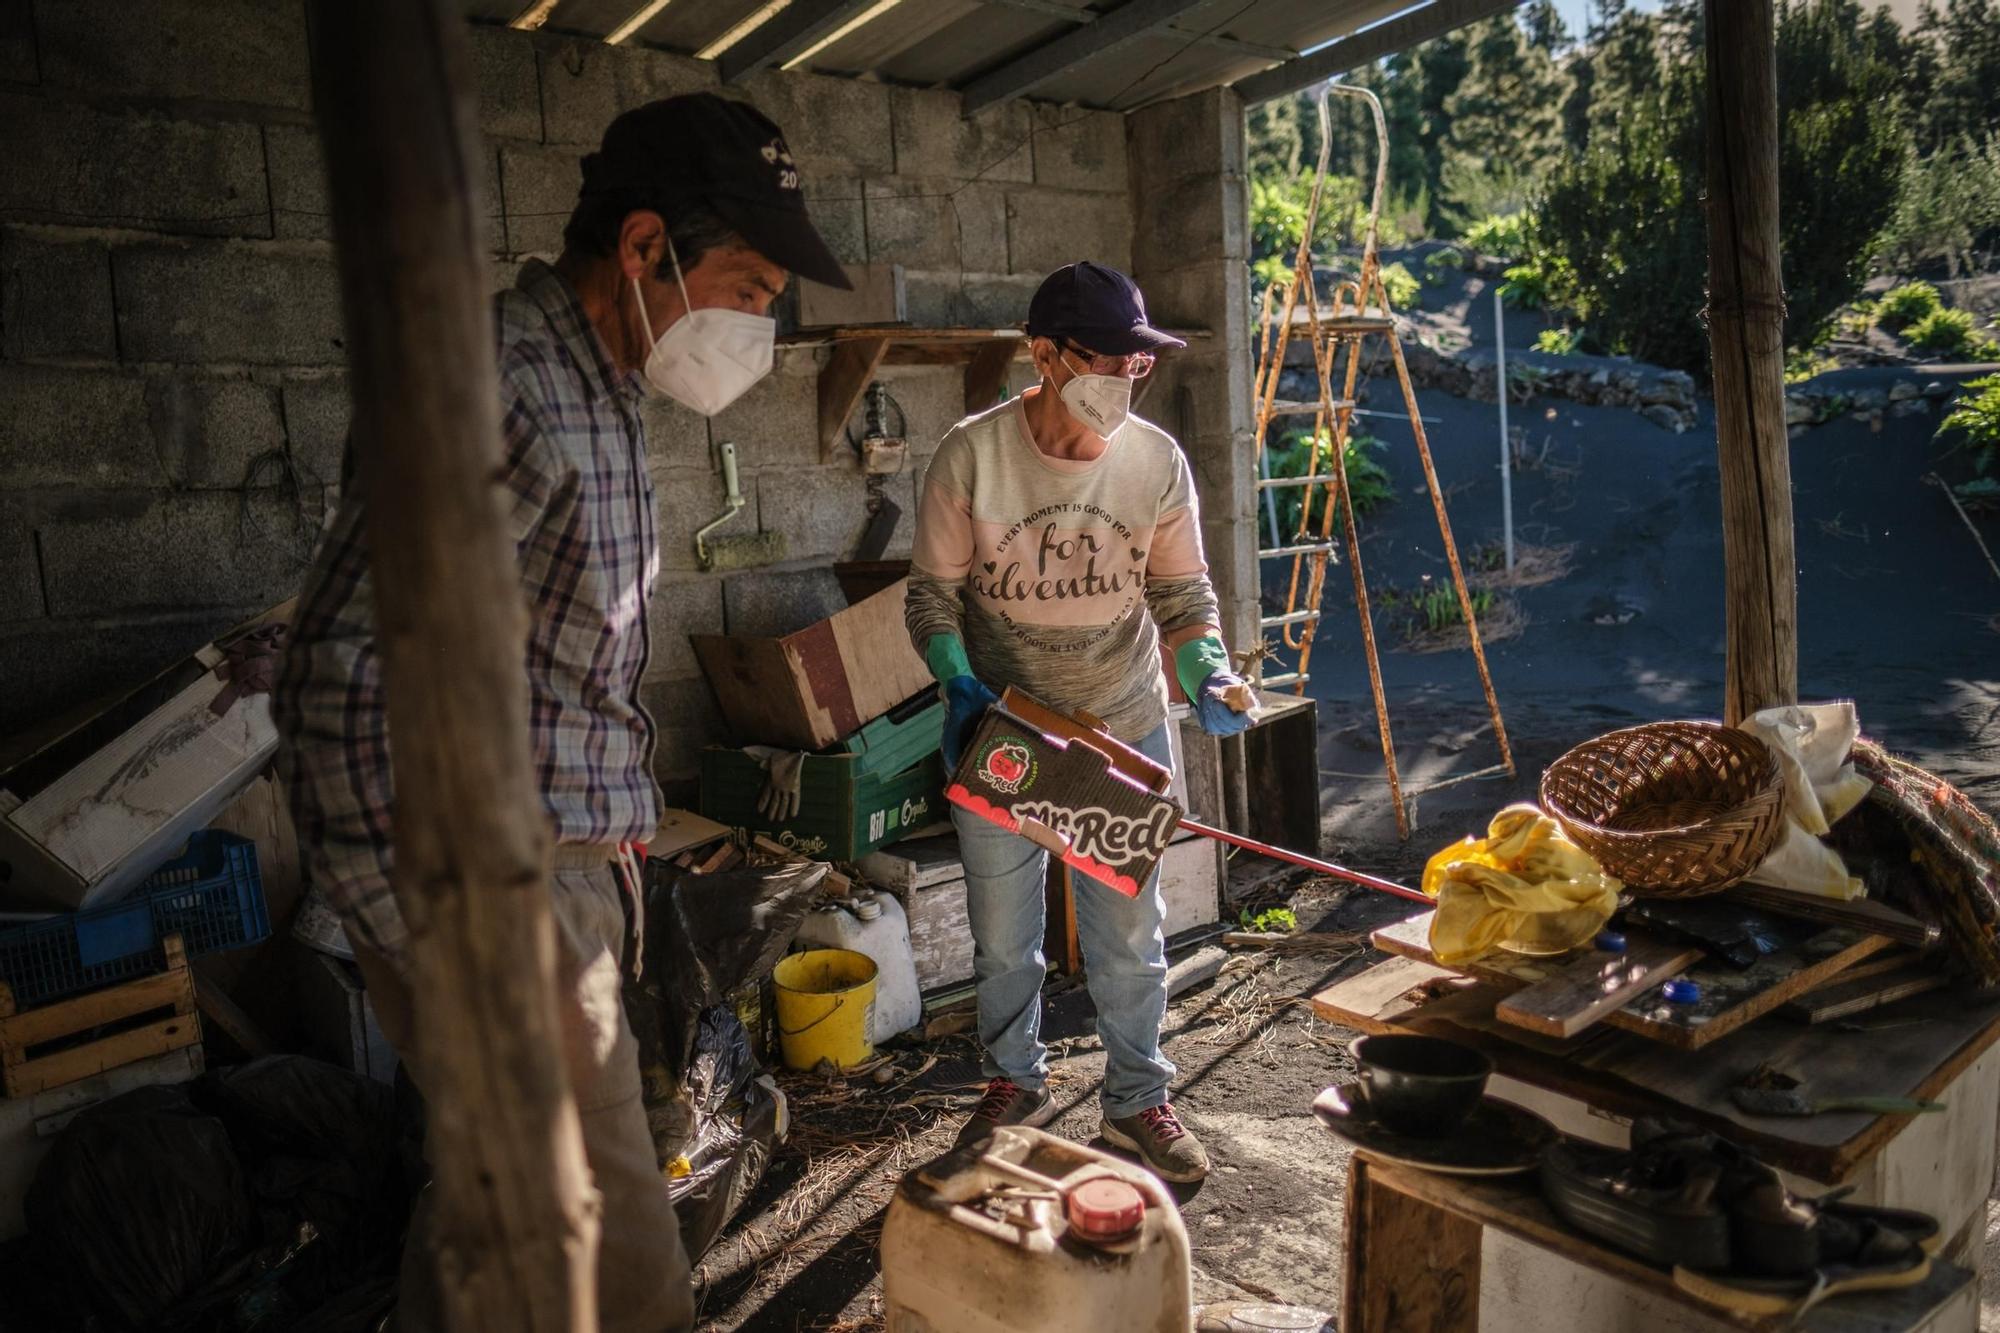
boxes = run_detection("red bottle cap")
[1065,1178,1146,1244]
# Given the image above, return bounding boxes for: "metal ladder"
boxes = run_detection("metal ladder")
[1248,85,1514,839]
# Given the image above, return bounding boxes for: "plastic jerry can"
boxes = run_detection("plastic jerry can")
[881,1125,1193,1333]
[792,890,923,1043]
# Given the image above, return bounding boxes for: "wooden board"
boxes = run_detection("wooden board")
[1312,955,1462,1032]
[1728,885,1941,950]
[1,936,200,1098]
[1373,912,1893,1050]
[1495,936,1705,1038]
[1780,964,1947,1025]
[1343,1155,1482,1333]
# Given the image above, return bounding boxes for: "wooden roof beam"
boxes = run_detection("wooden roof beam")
[719,0,888,82]
[1231,0,1522,105]
[975,0,1297,63]
[959,0,1217,113]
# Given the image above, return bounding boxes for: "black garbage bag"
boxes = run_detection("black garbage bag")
[631,858,826,1083]
[192,1057,413,1311]
[661,1006,784,1262]
[25,1084,258,1331]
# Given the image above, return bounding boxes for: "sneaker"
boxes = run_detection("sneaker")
[953,1077,1057,1151]
[1101,1103,1210,1183]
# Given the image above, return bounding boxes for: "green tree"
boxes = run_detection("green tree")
[1912,0,2000,152]
[1414,32,1472,230]
[1247,94,1303,181]
[1441,14,1569,223]
[1522,0,1571,54]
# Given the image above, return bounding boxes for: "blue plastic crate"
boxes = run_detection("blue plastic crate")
[0,831,270,1010]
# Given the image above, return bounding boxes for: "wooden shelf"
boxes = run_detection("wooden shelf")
[779,324,1209,462]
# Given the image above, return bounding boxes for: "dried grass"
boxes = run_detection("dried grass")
[1469,541,1577,591]
[1399,593,1527,654]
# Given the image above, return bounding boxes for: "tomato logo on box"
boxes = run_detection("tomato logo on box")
[979,738,1037,794]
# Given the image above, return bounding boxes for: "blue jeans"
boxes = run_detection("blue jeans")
[950,721,1178,1120]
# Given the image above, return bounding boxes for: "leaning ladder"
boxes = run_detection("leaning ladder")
[1249,85,1514,839]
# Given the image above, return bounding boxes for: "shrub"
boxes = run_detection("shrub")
[1876,281,1942,329]
[1264,427,1393,541]
[1535,327,1585,355]
[1500,251,1573,311]
[1906,307,1978,355]
[1379,261,1422,308]
[1424,245,1467,280]
[1879,136,2000,278]
[1938,373,2000,480]
[1462,211,1529,258]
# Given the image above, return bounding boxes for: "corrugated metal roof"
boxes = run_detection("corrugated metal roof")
[474,0,1489,111]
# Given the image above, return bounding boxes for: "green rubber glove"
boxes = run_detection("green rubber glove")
[1173,634,1233,703]
[924,633,974,685]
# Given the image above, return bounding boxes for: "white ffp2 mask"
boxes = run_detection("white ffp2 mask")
[1059,370,1133,438]
[632,240,775,417]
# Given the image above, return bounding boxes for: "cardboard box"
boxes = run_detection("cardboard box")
[1160,837,1222,940]
[294,948,398,1085]
[0,608,290,911]
[948,706,1183,899]
[691,579,933,752]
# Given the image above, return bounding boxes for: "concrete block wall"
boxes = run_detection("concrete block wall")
[0,2,1134,798]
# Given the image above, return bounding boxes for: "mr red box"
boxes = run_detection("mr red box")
[946,707,1183,897]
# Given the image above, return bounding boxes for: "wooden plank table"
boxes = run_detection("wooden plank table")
[1342,1155,1978,1333]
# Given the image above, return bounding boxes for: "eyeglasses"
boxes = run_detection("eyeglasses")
[1059,341,1155,379]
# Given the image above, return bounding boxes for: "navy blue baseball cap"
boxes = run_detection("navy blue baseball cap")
[580,93,851,289]
[1025,262,1185,355]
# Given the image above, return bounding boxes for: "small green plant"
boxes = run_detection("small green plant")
[1784,346,1839,383]
[1237,905,1298,934]
[1462,212,1529,259]
[1264,428,1393,539]
[1938,374,2000,482]
[1424,246,1467,281]
[1876,281,1942,331]
[1906,307,1981,357]
[1535,327,1585,356]
[1498,253,1571,311]
[1379,261,1422,309]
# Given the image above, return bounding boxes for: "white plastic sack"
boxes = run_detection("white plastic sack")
[1739,702,1872,900]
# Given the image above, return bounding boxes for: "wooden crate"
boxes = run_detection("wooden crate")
[859,835,975,995]
[0,934,201,1098]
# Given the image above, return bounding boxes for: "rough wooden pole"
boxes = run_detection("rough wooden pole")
[1704,0,1798,725]
[309,4,598,1330]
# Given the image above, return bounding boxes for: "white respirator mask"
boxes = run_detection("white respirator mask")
[632,237,775,417]
[1057,359,1133,438]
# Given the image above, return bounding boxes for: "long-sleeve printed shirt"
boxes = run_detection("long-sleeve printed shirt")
[274,260,662,966]
[905,396,1220,741]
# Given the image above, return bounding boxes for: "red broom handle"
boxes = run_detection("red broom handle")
[1177,817,1432,905]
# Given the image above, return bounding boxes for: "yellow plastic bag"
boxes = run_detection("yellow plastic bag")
[1423,804,1622,966]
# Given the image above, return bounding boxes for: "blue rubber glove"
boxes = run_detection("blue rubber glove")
[925,635,1000,771]
[1174,635,1254,737]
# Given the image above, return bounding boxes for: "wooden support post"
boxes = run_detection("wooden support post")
[963,338,1019,413]
[1704,0,1797,725]
[309,4,596,1331]
[818,336,890,462]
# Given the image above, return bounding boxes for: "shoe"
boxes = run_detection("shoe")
[1101,1104,1210,1183]
[953,1078,1057,1151]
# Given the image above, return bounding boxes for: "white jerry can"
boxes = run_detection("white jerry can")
[791,890,923,1043]
[881,1126,1193,1333]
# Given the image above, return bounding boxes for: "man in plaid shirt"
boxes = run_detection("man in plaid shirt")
[275,94,850,1332]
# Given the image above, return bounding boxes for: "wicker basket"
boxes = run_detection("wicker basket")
[1539,721,1785,898]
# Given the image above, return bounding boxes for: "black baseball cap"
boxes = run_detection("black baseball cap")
[1025,261,1185,355]
[580,93,852,289]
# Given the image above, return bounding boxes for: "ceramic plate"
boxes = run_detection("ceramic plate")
[1312,1084,1557,1176]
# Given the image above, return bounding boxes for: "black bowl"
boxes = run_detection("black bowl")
[1349,1034,1493,1137]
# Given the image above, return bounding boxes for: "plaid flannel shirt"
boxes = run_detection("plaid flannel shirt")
[275,260,662,966]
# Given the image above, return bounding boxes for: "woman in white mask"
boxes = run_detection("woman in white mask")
[902,261,1255,1186]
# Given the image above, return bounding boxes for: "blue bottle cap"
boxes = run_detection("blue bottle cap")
[1663,979,1701,1005]
[1595,930,1628,954]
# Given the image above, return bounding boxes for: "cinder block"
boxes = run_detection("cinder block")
[0,366,161,488]
[755,466,869,562]
[644,575,724,681]
[891,87,1032,183]
[501,143,581,257]
[1006,189,1130,275]
[468,25,543,143]
[38,488,319,616]
[270,122,501,247]
[535,36,717,147]
[36,0,311,110]
[114,243,345,366]
[0,612,241,738]
[708,360,821,469]
[0,3,33,84]
[639,394,711,472]
[2,230,115,360]
[865,178,1006,273]
[1125,88,1243,189]
[149,376,287,489]
[901,270,1038,328]
[281,375,350,487]
[651,465,731,574]
[0,509,44,622]
[803,174,867,266]
[0,94,269,238]
[1126,259,1246,336]
[642,675,726,784]
[739,70,893,178]
[1032,105,1129,194]
[878,366,971,452]
[721,566,850,638]
[1144,352,1250,447]
[1136,173,1248,265]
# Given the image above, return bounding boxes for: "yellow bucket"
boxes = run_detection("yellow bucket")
[772,948,878,1071]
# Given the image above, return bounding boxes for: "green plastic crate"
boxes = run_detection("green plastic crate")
[832,695,944,779]
[699,748,945,861]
